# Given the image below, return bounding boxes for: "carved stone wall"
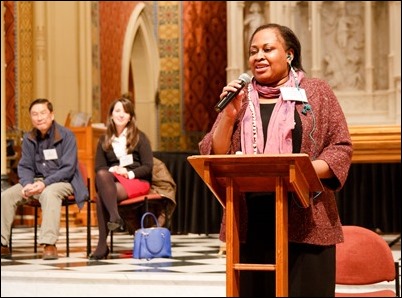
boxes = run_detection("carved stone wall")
[320,1,366,91]
[230,1,401,125]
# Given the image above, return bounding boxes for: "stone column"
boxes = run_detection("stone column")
[33,1,48,97]
[1,1,10,191]
[226,1,246,81]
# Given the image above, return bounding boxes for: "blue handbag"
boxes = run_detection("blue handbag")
[133,212,172,259]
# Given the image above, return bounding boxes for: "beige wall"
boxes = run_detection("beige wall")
[36,2,92,126]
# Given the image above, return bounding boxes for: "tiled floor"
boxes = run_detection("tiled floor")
[1,227,401,297]
[2,227,226,297]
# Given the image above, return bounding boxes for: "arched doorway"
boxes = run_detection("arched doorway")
[121,3,160,149]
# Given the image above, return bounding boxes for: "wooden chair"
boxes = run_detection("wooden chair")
[9,161,90,257]
[335,225,400,297]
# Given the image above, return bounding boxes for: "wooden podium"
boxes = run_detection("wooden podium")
[187,154,323,297]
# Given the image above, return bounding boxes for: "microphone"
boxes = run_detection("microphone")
[215,73,251,112]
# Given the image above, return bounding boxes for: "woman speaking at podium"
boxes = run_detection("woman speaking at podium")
[199,23,352,297]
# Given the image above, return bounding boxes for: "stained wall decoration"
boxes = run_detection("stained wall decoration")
[4,1,16,131]
[181,2,227,135]
[4,1,34,133]
[156,1,182,150]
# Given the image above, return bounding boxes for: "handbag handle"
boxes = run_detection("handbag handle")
[141,212,160,228]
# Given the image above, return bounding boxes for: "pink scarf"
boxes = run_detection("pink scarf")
[241,71,305,154]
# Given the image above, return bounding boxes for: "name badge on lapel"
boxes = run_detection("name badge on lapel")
[120,154,133,167]
[43,149,58,160]
[280,87,308,103]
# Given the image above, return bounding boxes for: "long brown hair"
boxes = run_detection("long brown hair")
[102,97,139,153]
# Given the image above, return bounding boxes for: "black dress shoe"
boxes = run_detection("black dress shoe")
[88,247,109,260]
[107,218,125,232]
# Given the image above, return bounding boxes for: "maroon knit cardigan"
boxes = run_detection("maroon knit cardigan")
[199,77,353,246]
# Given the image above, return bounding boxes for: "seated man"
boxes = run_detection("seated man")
[1,98,88,260]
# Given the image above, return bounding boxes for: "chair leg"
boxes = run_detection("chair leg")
[87,200,91,256]
[65,202,69,257]
[395,261,400,297]
[9,228,12,253]
[144,197,149,226]
[110,230,114,254]
[163,199,169,228]
[34,206,38,253]
[145,196,149,212]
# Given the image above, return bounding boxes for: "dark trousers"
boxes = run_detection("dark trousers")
[239,193,335,297]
